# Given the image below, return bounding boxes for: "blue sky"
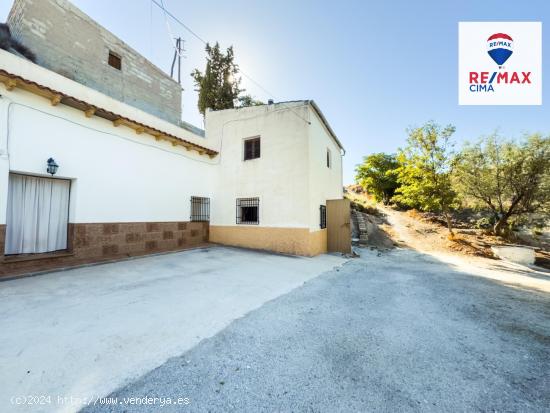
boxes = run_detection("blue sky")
[1,0,548,183]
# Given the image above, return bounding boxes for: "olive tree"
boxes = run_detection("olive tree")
[453,133,550,236]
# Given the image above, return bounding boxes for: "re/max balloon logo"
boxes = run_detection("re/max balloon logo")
[468,32,532,93]
[459,22,541,105]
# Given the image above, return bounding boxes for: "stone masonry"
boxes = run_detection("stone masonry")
[7,0,182,125]
[0,221,209,277]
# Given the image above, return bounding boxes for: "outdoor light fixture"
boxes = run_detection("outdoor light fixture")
[46,158,59,175]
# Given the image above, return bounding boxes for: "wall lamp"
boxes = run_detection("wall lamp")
[46,158,59,175]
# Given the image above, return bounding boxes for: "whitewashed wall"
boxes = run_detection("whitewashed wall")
[0,98,9,225]
[205,102,343,231]
[206,103,312,229]
[0,90,215,225]
[307,107,344,231]
[0,94,343,230]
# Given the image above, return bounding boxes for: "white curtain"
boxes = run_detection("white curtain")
[5,174,70,254]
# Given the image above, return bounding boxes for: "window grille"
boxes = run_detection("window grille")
[236,197,259,224]
[190,197,210,221]
[320,205,327,229]
[244,137,261,160]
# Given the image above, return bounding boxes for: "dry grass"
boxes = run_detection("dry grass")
[347,186,549,268]
[345,190,381,216]
[445,234,495,258]
[406,209,423,220]
[401,210,520,260]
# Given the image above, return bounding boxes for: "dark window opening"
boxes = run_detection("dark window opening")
[244,137,261,160]
[320,205,327,229]
[108,51,121,70]
[190,196,210,221]
[237,197,259,224]
[326,149,331,168]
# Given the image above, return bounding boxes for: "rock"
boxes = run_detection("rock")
[491,245,536,266]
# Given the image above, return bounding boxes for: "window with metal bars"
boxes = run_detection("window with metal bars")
[320,205,327,229]
[190,196,210,221]
[236,197,259,224]
[244,137,261,160]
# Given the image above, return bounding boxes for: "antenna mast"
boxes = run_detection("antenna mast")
[170,37,185,84]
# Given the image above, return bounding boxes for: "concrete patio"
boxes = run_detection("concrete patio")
[0,246,345,413]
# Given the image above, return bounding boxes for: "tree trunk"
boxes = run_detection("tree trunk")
[493,193,525,236]
[494,205,518,236]
[493,216,508,236]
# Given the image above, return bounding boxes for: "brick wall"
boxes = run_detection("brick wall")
[0,221,209,278]
[7,0,182,125]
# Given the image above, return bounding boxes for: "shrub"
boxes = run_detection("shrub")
[474,217,492,229]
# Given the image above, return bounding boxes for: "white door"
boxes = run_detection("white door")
[5,174,71,255]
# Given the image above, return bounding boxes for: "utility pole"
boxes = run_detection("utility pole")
[170,37,184,84]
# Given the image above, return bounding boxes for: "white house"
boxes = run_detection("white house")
[0,0,346,277]
[207,101,344,256]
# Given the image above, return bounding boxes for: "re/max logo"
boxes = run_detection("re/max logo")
[488,40,512,48]
[469,71,531,92]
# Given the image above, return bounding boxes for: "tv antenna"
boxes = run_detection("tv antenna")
[170,37,185,84]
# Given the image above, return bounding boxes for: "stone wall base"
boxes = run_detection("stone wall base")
[210,226,327,257]
[0,221,209,278]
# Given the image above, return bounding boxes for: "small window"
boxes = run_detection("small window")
[236,197,259,225]
[190,196,210,221]
[244,137,261,160]
[108,51,121,70]
[320,205,327,229]
[326,148,332,168]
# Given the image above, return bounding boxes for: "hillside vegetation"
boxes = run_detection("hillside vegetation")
[355,122,550,241]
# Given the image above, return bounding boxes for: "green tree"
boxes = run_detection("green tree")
[355,153,399,204]
[191,42,243,116]
[237,95,264,107]
[453,133,550,236]
[393,121,458,233]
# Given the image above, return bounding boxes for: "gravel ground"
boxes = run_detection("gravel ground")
[82,248,550,413]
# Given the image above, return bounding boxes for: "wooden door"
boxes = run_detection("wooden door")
[327,199,351,253]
